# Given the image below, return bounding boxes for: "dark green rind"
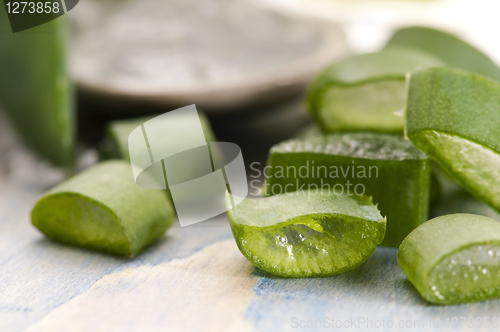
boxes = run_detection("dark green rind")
[263,132,430,247]
[306,47,444,133]
[100,112,216,161]
[0,10,75,170]
[31,160,174,257]
[398,214,500,304]
[406,67,500,212]
[226,192,385,278]
[386,26,500,82]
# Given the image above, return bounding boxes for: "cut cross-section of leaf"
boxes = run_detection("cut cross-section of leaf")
[0,9,75,170]
[31,161,174,257]
[306,47,444,133]
[226,192,386,278]
[398,214,500,304]
[406,67,500,213]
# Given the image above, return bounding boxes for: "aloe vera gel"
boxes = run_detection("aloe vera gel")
[406,67,500,213]
[398,214,500,304]
[31,161,174,257]
[306,47,443,133]
[226,192,386,278]
[263,132,430,247]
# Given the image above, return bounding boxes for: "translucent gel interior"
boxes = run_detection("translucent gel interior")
[319,80,406,133]
[427,245,500,303]
[412,130,500,212]
[236,214,383,277]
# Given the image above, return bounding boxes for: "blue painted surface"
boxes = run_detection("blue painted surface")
[245,247,500,331]
[2,182,500,331]
[0,183,232,331]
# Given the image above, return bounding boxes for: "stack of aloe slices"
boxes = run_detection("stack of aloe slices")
[25,23,500,304]
[262,132,430,248]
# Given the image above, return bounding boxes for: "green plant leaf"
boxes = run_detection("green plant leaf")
[306,47,444,133]
[398,214,500,304]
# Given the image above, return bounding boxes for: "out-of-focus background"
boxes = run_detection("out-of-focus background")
[2,0,500,187]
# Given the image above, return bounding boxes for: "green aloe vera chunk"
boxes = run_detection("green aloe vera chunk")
[0,10,74,170]
[31,160,174,257]
[263,132,430,247]
[398,214,500,304]
[306,47,444,133]
[386,26,500,81]
[226,191,385,277]
[100,112,216,161]
[406,67,500,213]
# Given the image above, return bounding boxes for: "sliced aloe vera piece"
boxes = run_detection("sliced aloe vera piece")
[398,214,500,304]
[406,67,500,213]
[31,160,174,257]
[263,132,430,247]
[226,192,385,277]
[386,26,500,81]
[0,11,75,170]
[306,47,444,133]
[100,112,216,161]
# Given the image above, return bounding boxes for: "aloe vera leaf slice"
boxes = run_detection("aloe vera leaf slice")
[0,11,75,170]
[263,132,430,248]
[398,214,500,304]
[306,47,444,133]
[430,192,500,222]
[226,191,385,278]
[386,26,500,81]
[406,67,500,212]
[100,112,216,161]
[31,160,174,257]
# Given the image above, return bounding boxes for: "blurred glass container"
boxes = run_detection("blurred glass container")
[69,0,348,113]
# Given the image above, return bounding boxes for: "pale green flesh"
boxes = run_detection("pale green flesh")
[31,161,174,257]
[410,129,500,212]
[231,214,385,277]
[319,80,406,133]
[227,193,385,277]
[32,194,131,255]
[427,245,500,304]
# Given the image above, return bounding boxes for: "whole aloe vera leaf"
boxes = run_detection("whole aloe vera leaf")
[306,47,444,133]
[398,214,500,304]
[0,10,74,170]
[406,67,500,213]
[386,26,500,82]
